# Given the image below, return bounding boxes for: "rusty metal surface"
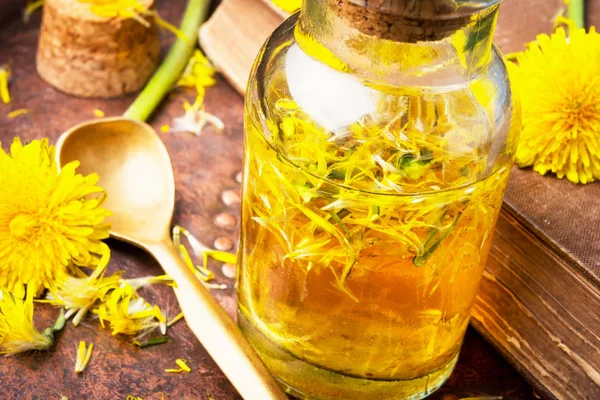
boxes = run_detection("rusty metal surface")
[0,1,533,399]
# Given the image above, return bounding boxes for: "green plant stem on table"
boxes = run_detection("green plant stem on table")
[568,0,585,30]
[124,0,211,121]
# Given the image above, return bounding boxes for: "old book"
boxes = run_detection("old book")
[200,1,600,399]
[200,0,287,93]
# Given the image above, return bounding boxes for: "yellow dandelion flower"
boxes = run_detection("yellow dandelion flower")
[165,358,191,373]
[0,138,111,295]
[74,341,94,373]
[511,27,600,183]
[93,284,165,336]
[0,291,64,354]
[44,245,122,326]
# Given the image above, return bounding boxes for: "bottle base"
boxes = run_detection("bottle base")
[238,310,457,400]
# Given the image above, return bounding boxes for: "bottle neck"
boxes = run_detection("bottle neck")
[296,0,500,87]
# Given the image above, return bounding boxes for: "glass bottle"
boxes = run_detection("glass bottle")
[238,1,519,399]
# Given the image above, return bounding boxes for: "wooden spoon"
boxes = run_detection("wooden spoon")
[55,117,287,400]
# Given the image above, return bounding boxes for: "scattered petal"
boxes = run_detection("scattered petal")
[165,358,191,373]
[7,109,29,119]
[0,291,57,354]
[169,50,223,136]
[93,284,165,336]
[167,312,183,327]
[0,65,11,104]
[24,0,44,23]
[77,0,184,39]
[125,274,175,290]
[74,341,94,373]
[45,245,121,326]
[169,99,224,136]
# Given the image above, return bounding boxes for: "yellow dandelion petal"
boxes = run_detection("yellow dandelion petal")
[125,274,175,290]
[511,27,600,184]
[7,109,29,119]
[176,358,191,372]
[167,312,183,327]
[79,0,147,20]
[270,0,301,13]
[24,0,45,23]
[171,226,228,290]
[77,0,183,38]
[0,292,54,354]
[160,125,170,133]
[45,245,122,326]
[165,358,191,373]
[74,341,94,373]
[0,138,111,294]
[177,50,216,89]
[203,250,237,265]
[92,284,165,336]
[153,12,187,41]
[0,65,11,104]
[177,226,236,268]
[171,50,223,136]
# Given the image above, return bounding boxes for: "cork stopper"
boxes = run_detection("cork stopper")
[330,0,479,43]
[36,0,160,98]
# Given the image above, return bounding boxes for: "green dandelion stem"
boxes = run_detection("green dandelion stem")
[135,336,170,348]
[123,0,211,121]
[42,308,66,343]
[568,0,585,30]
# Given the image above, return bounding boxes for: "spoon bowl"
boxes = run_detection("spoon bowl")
[58,118,173,244]
[56,117,287,400]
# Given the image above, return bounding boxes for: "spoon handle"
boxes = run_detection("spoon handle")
[148,240,288,400]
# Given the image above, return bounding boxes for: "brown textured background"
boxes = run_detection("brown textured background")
[1,0,594,398]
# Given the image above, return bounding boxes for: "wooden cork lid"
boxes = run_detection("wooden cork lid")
[330,0,487,42]
[36,0,160,98]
